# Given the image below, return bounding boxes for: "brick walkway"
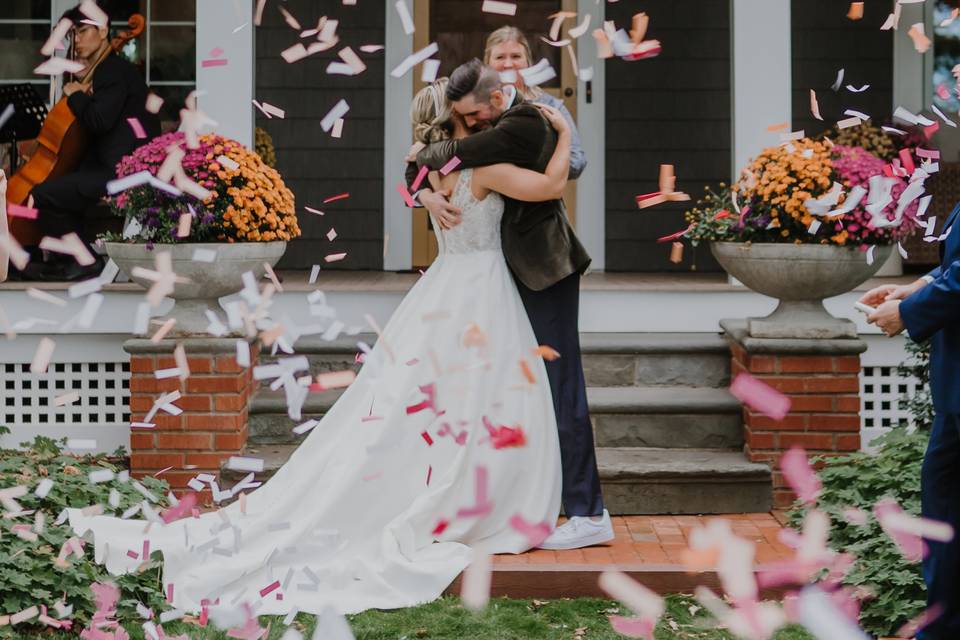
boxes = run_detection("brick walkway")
[495,512,791,566]
[449,513,793,598]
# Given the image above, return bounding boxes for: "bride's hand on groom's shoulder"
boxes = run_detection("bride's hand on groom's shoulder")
[534,104,568,135]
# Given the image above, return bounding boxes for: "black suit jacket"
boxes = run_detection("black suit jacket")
[407,97,591,291]
[67,52,160,173]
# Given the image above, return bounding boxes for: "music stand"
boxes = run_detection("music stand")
[0,83,48,173]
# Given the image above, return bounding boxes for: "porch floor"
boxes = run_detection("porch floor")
[0,269,915,292]
[445,512,792,598]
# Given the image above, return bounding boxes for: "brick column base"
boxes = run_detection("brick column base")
[721,320,867,509]
[125,338,259,499]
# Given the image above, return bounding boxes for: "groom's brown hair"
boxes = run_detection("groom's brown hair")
[446,58,502,103]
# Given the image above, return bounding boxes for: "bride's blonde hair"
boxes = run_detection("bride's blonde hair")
[411,78,453,144]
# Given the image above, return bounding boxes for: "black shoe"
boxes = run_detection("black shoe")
[59,257,106,282]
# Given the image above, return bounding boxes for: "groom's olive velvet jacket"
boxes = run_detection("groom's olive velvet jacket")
[406,97,591,292]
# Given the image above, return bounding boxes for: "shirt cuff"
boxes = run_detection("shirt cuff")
[921,274,936,285]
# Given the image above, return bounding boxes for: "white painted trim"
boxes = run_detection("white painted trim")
[0,286,892,334]
[195,0,254,147]
[730,0,791,180]
[575,0,605,272]
[382,3,415,271]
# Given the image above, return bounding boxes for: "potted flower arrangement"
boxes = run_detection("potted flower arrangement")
[685,137,921,338]
[105,131,299,334]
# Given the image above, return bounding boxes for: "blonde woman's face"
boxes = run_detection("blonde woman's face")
[488,40,529,71]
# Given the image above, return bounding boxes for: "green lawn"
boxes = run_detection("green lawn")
[8,596,814,640]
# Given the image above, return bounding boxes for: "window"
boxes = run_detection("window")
[0,2,53,90]
[0,1,194,124]
[933,1,960,114]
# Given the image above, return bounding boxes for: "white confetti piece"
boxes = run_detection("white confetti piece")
[395,0,415,34]
[226,456,265,473]
[482,0,517,16]
[321,99,350,133]
[460,554,492,611]
[30,337,55,374]
[192,248,217,262]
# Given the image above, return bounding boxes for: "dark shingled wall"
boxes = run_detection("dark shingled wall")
[604,0,731,272]
[791,0,893,136]
[256,1,385,270]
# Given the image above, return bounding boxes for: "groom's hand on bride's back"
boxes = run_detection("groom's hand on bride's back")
[420,189,462,229]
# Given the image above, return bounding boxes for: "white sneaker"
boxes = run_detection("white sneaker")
[537,509,615,550]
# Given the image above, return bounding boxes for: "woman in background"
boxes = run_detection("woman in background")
[483,25,586,179]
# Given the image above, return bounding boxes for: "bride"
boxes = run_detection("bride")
[67,78,574,616]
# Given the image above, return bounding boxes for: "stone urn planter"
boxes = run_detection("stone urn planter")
[711,241,893,339]
[105,241,287,336]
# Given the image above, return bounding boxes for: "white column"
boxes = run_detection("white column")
[730,0,791,180]
[893,1,929,113]
[382,3,414,271]
[195,0,254,147]
[576,0,605,271]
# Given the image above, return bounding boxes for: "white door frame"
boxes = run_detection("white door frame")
[381,0,606,271]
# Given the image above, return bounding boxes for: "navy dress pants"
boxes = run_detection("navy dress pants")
[514,271,604,517]
[919,413,960,639]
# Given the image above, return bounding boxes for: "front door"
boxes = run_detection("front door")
[411,0,579,269]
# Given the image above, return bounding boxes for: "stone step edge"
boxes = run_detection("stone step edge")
[221,445,769,479]
[257,333,730,356]
[249,386,741,415]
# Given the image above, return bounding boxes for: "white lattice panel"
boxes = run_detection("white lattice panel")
[1,362,130,430]
[860,365,924,447]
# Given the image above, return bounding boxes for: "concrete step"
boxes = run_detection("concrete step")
[248,385,744,449]
[589,386,742,449]
[596,447,771,515]
[257,332,731,389]
[221,445,770,516]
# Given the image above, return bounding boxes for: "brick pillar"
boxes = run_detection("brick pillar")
[125,338,259,498]
[721,320,866,509]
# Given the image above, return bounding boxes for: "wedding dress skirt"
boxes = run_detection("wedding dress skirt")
[68,169,562,615]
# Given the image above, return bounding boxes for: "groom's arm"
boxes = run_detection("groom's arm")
[416,107,547,172]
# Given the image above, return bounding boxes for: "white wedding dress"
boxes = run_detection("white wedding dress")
[68,168,562,615]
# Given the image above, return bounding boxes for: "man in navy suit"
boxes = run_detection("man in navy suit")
[860,202,960,640]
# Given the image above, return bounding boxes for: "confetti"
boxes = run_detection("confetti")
[482,0,517,16]
[460,554,492,611]
[395,0,415,35]
[30,337,55,374]
[729,372,791,420]
[780,447,822,505]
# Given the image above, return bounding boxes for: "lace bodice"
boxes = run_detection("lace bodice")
[433,169,504,255]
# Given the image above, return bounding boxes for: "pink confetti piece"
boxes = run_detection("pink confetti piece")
[729,372,791,420]
[324,252,347,263]
[421,431,434,446]
[411,165,429,192]
[780,447,822,505]
[406,383,438,415]
[439,156,462,175]
[8,203,38,219]
[258,580,281,598]
[127,118,147,140]
[125,550,138,559]
[166,583,174,603]
[432,519,449,536]
[208,47,224,58]
[326,227,338,241]
[323,192,350,203]
[456,466,494,518]
[396,182,417,207]
[201,58,229,68]
[508,514,551,547]
[875,498,926,562]
[161,492,197,524]
[362,471,383,482]
[145,93,164,114]
[609,616,656,640]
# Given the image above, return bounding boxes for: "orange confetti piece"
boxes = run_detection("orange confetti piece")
[519,359,536,384]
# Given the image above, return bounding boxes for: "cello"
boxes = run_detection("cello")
[5,14,145,246]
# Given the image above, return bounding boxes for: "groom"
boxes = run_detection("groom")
[406,59,613,550]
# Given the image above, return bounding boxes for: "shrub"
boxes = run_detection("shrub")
[788,339,933,636]
[0,431,171,629]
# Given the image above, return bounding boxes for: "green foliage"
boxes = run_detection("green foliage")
[897,337,934,431]
[682,184,741,247]
[789,339,934,636]
[0,436,171,631]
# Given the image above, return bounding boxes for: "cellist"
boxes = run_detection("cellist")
[15,1,159,281]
